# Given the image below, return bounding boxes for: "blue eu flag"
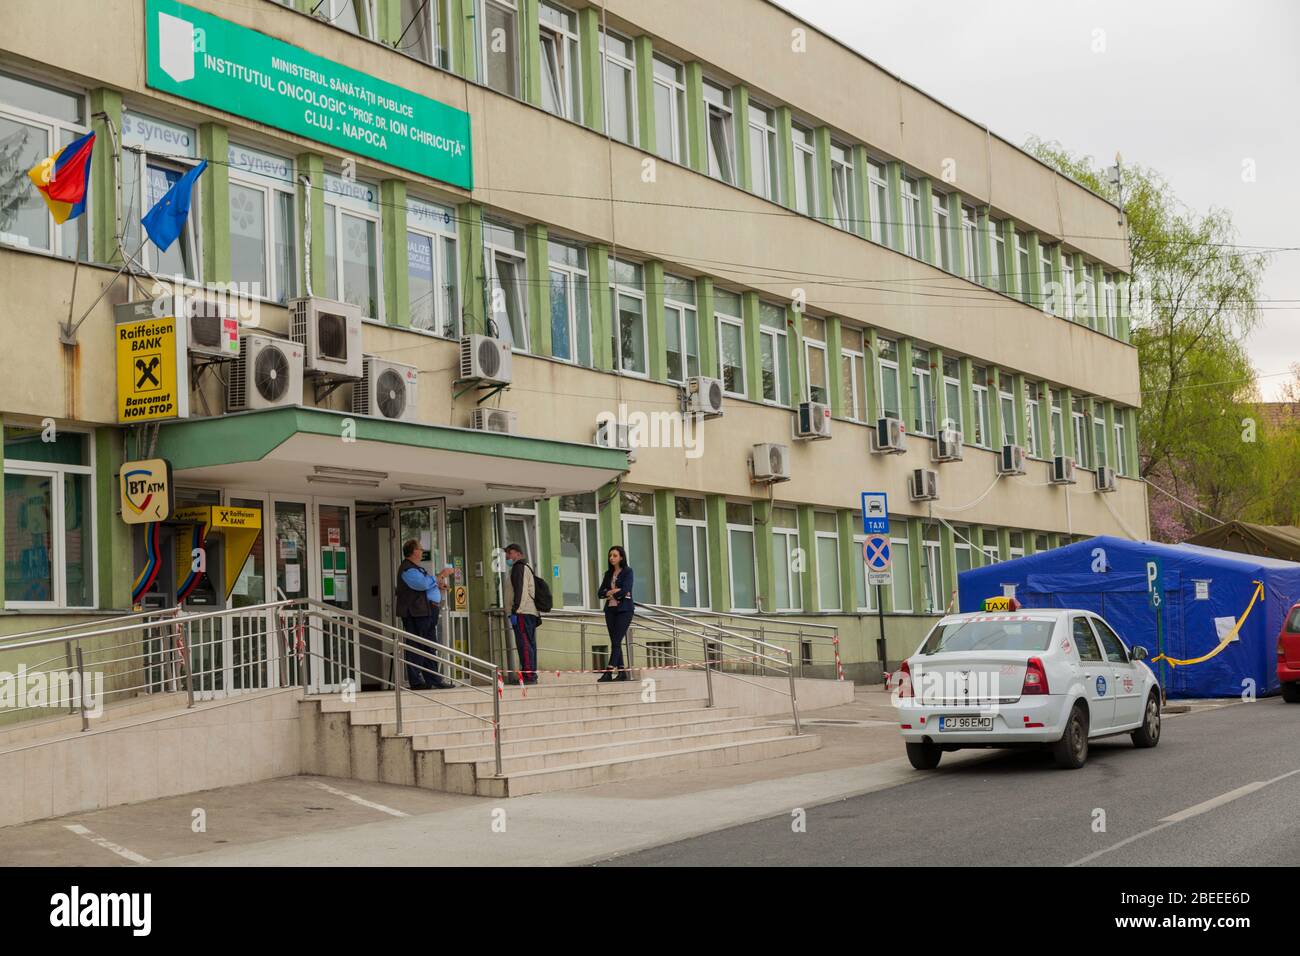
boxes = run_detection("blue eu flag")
[141,159,208,252]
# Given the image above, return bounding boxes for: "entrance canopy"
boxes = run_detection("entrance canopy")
[153,407,629,505]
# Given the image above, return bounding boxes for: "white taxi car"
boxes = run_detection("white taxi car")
[894,603,1161,770]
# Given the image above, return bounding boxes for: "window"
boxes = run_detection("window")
[900,176,925,259]
[122,111,201,281]
[961,205,981,281]
[1039,242,1056,314]
[910,346,934,437]
[1025,381,1042,457]
[503,502,538,579]
[804,327,829,405]
[998,375,1016,447]
[675,497,709,609]
[1071,397,1090,468]
[663,273,699,382]
[323,172,381,319]
[714,290,746,397]
[1061,254,1075,321]
[841,328,867,422]
[1034,532,1050,553]
[0,69,88,258]
[1115,414,1128,476]
[988,218,1006,292]
[953,525,973,579]
[1015,230,1031,303]
[620,491,657,605]
[770,507,801,611]
[601,30,636,146]
[1093,406,1109,469]
[609,257,647,374]
[1103,273,1118,337]
[316,0,375,38]
[1080,267,1096,329]
[941,356,963,439]
[983,531,1001,565]
[792,123,817,217]
[1009,531,1025,562]
[852,534,877,612]
[890,528,912,613]
[758,302,790,405]
[867,159,889,245]
[920,523,941,613]
[406,196,460,337]
[4,425,94,608]
[878,338,901,420]
[829,142,856,233]
[483,218,528,348]
[815,512,841,611]
[1073,617,1103,662]
[652,57,687,165]
[971,366,991,448]
[747,102,780,202]
[558,493,599,609]
[227,143,297,304]
[538,2,581,121]
[548,238,591,365]
[703,80,736,185]
[931,192,953,271]
[397,0,452,70]
[726,502,757,612]
[1050,388,1065,458]
[481,0,521,97]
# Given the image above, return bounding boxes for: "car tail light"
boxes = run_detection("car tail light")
[897,659,913,698]
[1280,638,1286,659]
[1021,657,1050,696]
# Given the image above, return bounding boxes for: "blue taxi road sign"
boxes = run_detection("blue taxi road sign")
[861,492,889,536]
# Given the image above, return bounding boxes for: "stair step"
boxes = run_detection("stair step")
[407,704,742,749]
[460,724,792,775]
[483,734,822,797]
[340,685,692,722]
[431,714,764,761]
[368,697,711,735]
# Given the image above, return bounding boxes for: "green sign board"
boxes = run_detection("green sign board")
[144,0,473,189]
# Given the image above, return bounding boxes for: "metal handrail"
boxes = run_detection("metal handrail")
[655,605,841,633]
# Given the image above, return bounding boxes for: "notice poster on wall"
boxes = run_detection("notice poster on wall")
[285,563,301,593]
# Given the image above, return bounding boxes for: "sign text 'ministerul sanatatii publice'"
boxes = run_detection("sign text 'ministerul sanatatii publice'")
[145,0,472,189]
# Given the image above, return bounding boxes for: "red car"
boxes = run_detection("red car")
[1279,603,1300,702]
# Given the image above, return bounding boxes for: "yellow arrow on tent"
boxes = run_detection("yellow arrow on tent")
[1151,580,1264,668]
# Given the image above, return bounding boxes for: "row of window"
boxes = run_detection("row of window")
[300,0,1131,341]
[505,490,1074,617]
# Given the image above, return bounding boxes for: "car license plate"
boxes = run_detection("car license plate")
[939,715,992,731]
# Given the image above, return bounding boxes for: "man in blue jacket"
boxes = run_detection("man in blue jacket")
[396,539,452,689]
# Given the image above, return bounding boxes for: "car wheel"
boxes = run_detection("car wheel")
[1131,692,1161,748]
[1282,682,1300,704]
[905,741,942,770]
[1052,703,1090,769]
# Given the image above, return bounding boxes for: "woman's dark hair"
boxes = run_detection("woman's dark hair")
[607,545,629,571]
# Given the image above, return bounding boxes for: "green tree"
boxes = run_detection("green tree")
[1027,139,1271,538]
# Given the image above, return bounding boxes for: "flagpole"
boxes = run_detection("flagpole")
[60,224,84,344]
[60,238,150,344]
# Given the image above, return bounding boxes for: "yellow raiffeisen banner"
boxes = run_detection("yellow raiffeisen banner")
[115,304,190,423]
[174,505,262,601]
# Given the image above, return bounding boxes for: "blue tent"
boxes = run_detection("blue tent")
[958,536,1300,699]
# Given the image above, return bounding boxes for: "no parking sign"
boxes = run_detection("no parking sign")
[865,534,893,586]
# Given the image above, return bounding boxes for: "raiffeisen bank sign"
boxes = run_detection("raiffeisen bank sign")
[145,0,473,189]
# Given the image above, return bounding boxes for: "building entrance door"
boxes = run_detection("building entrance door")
[390,498,470,680]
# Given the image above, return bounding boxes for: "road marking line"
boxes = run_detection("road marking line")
[1070,767,1300,866]
[63,824,151,865]
[311,780,409,817]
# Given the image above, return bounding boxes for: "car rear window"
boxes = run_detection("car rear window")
[1288,607,1300,633]
[922,620,1055,655]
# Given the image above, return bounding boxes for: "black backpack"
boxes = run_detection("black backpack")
[531,569,553,614]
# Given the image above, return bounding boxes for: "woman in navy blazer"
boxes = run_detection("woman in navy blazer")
[596,545,635,682]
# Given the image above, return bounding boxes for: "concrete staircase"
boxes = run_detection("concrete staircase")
[302,672,821,797]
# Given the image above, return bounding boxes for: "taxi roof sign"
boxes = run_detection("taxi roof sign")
[982,595,1021,612]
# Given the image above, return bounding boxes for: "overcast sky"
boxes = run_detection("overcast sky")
[780,0,1300,399]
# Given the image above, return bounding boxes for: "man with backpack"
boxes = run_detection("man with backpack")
[504,542,551,685]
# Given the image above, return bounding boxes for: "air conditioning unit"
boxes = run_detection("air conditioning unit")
[1051,455,1078,485]
[227,334,304,412]
[290,296,361,379]
[185,297,239,360]
[795,401,831,440]
[460,334,513,386]
[751,443,791,483]
[472,407,518,434]
[594,419,636,462]
[998,444,1027,476]
[685,376,725,418]
[352,356,419,423]
[1095,465,1117,493]
[933,429,964,462]
[909,468,939,502]
[871,417,907,455]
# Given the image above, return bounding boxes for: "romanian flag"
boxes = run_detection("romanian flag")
[27,130,95,224]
